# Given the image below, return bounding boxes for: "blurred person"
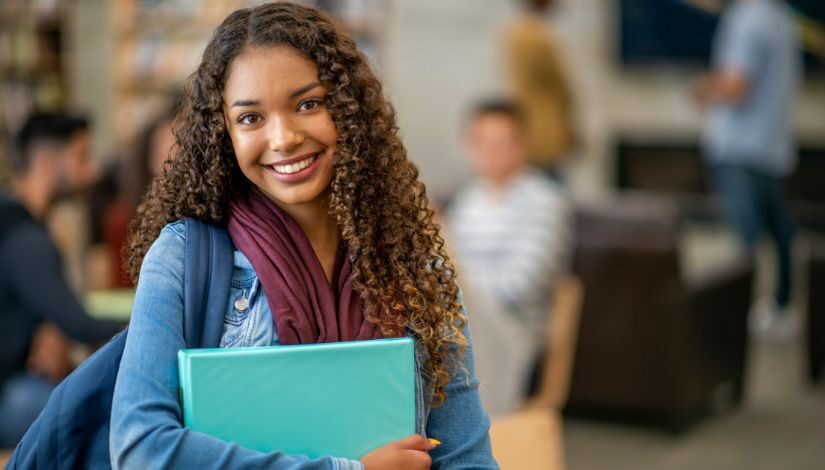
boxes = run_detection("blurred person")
[694,0,802,338]
[0,112,124,446]
[445,99,572,414]
[503,0,577,175]
[102,109,176,287]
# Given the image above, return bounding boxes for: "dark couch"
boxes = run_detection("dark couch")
[564,195,753,432]
[808,241,825,383]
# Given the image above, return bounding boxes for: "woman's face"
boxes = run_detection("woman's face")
[223,45,337,209]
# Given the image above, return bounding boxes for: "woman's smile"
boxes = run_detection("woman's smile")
[263,150,325,183]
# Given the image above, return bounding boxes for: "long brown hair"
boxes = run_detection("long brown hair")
[126,2,466,406]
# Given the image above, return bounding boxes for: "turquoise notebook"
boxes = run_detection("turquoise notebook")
[178,337,415,460]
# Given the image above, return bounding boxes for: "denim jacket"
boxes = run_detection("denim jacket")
[110,221,498,469]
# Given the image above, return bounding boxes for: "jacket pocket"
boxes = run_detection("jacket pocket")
[220,278,259,347]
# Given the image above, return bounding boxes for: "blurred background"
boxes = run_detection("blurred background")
[1,0,824,468]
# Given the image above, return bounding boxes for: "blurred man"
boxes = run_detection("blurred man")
[694,0,801,337]
[503,0,576,174]
[0,112,123,446]
[445,100,571,414]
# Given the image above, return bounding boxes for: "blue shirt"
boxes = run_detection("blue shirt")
[703,0,801,176]
[110,221,498,469]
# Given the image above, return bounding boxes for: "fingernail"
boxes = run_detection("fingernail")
[429,438,441,446]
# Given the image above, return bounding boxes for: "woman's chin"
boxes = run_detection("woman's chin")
[255,183,329,209]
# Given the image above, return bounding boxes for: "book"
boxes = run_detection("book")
[178,337,415,460]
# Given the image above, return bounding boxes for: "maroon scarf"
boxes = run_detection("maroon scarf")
[227,189,382,344]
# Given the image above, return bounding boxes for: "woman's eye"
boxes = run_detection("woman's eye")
[238,113,260,125]
[298,99,322,112]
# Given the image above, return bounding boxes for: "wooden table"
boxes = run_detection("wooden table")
[85,289,135,321]
[489,408,565,470]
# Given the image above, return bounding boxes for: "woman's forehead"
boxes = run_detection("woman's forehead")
[224,45,320,102]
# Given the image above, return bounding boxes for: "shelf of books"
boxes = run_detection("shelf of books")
[0,0,67,183]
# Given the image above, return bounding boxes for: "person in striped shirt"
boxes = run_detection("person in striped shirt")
[445,99,572,415]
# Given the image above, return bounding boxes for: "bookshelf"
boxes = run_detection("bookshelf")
[0,0,68,183]
[106,0,389,148]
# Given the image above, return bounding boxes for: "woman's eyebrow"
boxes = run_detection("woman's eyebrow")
[289,81,321,98]
[229,82,320,108]
[231,99,260,108]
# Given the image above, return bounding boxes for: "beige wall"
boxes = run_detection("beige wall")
[382,0,516,201]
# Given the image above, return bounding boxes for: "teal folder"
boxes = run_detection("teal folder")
[178,337,415,460]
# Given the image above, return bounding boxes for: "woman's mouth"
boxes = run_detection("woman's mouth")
[264,151,324,183]
[269,152,320,175]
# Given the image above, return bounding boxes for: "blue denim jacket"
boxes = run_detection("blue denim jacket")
[110,221,498,469]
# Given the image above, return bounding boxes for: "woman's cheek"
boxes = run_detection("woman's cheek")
[232,134,260,165]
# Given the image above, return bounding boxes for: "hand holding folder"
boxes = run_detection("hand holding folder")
[360,434,441,470]
[178,337,416,460]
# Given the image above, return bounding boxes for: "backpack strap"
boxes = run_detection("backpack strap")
[183,218,234,349]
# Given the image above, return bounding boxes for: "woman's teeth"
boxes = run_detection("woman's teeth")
[271,154,317,174]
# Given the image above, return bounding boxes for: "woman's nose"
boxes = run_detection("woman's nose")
[267,115,304,154]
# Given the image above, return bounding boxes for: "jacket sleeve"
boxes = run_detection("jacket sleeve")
[110,222,362,470]
[0,223,123,342]
[426,311,499,469]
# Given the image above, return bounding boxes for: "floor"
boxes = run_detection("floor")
[565,337,825,470]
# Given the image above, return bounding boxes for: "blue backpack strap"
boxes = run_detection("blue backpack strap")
[183,218,233,349]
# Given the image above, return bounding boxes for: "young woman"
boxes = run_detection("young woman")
[111,3,497,469]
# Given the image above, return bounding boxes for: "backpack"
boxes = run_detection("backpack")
[6,218,234,470]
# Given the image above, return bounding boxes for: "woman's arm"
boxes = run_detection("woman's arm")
[110,222,362,470]
[426,319,498,469]
[0,223,123,342]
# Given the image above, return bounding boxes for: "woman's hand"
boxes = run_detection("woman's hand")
[360,434,439,470]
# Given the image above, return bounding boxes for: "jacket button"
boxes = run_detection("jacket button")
[234,296,249,312]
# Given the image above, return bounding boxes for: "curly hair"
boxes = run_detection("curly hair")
[126,1,466,406]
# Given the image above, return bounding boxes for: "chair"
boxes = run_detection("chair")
[489,275,583,470]
[522,275,585,410]
[489,408,565,470]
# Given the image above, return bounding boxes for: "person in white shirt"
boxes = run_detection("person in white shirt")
[445,99,572,414]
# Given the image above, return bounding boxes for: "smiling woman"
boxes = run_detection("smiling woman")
[116,2,497,470]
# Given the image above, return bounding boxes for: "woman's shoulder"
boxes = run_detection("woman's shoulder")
[148,219,239,269]
[160,219,187,240]
[143,220,187,265]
